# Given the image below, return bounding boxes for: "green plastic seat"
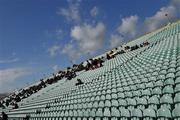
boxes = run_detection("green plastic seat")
[172,106,180,119]
[118,98,127,108]
[132,90,141,98]
[141,89,151,97]
[157,107,171,119]
[157,75,165,80]
[166,73,175,79]
[154,80,163,87]
[98,101,104,108]
[174,93,180,107]
[176,71,180,78]
[143,108,156,118]
[69,110,73,117]
[162,86,174,95]
[175,84,180,93]
[168,68,176,73]
[111,99,119,107]
[160,95,173,109]
[159,70,167,75]
[93,101,98,108]
[176,66,180,72]
[89,109,96,117]
[152,87,162,96]
[148,96,159,110]
[119,108,130,118]
[96,108,103,117]
[111,93,118,99]
[131,108,142,119]
[117,92,125,98]
[106,94,111,100]
[137,84,145,90]
[125,92,133,98]
[127,98,136,106]
[149,76,156,81]
[111,107,120,117]
[105,100,111,107]
[136,97,147,110]
[103,107,111,117]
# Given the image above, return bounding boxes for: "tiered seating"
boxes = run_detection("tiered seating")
[6,21,180,120]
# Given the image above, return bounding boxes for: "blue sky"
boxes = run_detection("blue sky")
[0,0,179,93]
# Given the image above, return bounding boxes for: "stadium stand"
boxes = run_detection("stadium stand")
[1,20,180,119]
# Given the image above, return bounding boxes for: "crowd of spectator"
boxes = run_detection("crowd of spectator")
[0,40,150,110]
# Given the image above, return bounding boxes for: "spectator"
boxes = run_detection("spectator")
[1,112,8,120]
[106,53,111,60]
[0,102,5,108]
[85,60,92,71]
[75,79,84,86]
[124,46,130,50]
[97,58,103,67]
[13,103,19,109]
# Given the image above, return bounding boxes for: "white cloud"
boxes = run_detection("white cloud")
[142,0,179,33]
[62,43,81,59]
[57,0,81,23]
[90,6,99,17]
[0,67,31,93]
[118,15,139,38]
[142,0,180,33]
[172,0,180,8]
[143,5,177,32]
[0,58,19,64]
[71,22,106,54]
[52,65,59,72]
[110,0,180,47]
[48,45,61,57]
[110,34,124,48]
[60,22,106,60]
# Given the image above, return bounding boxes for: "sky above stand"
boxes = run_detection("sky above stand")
[0,0,179,93]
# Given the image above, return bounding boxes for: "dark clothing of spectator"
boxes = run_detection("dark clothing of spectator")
[67,71,76,80]
[124,46,130,50]
[130,45,139,51]
[2,112,8,120]
[13,103,19,109]
[106,54,111,60]
[75,79,84,86]
[24,115,30,120]
[5,102,9,107]
[0,102,5,108]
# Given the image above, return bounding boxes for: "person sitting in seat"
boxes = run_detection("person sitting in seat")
[1,112,8,120]
[106,53,111,60]
[13,102,19,109]
[75,79,84,86]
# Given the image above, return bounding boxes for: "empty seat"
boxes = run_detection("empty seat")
[143,108,156,119]
[157,107,172,119]
[111,107,120,117]
[174,93,180,107]
[136,97,147,110]
[131,108,142,120]
[119,108,130,120]
[175,84,180,93]
[162,86,174,95]
[172,105,180,119]
[160,95,173,109]
[148,96,160,110]
[152,87,162,96]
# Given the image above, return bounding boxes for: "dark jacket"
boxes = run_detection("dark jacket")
[2,112,8,120]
